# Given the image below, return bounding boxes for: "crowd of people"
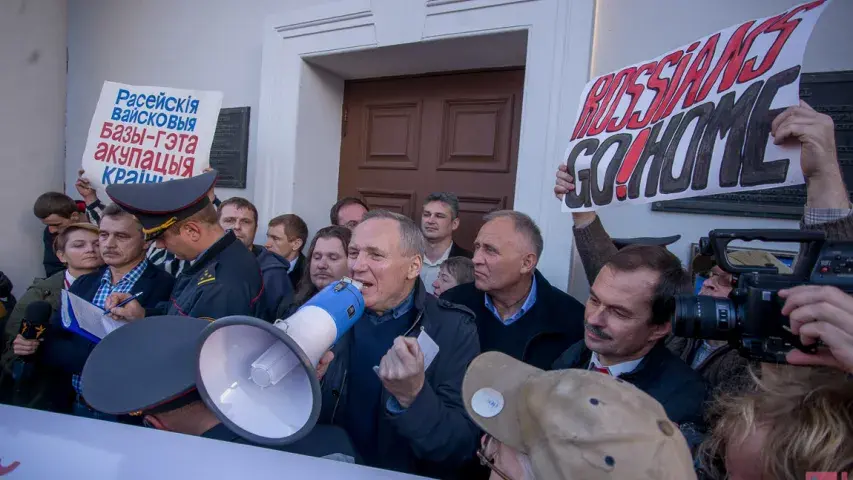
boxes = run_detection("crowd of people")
[0,100,851,479]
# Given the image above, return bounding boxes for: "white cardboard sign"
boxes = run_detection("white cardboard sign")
[0,404,429,479]
[80,81,223,191]
[561,0,831,212]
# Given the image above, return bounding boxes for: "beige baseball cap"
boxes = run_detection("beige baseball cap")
[692,249,793,275]
[462,352,697,480]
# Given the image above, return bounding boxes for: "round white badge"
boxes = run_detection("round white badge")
[471,387,505,418]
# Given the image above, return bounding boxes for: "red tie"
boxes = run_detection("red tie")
[593,366,610,376]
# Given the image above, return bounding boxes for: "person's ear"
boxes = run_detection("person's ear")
[451,217,460,231]
[520,253,537,275]
[648,321,672,344]
[182,221,203,242]
[292,238,304,252]
[56,250,67,265]
[408,254,423,280]
[144,414,167,431]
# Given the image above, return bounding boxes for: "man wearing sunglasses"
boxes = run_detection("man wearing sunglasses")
[102,170,265,321]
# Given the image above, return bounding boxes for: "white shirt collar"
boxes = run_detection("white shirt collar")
[423,243,453,267]
[589,352,644,377]
[64,270,76,288]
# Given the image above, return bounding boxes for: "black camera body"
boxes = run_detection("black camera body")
[673,229,853,363]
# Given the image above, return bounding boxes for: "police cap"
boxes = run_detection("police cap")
[612,234,681,250]
[81,315,211,416]
[105,170,217,240]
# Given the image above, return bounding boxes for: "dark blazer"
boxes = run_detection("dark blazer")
[552,340,708,426]
[441,270,585,369]
[320,279,480,477]
[42,228,64,277]
[288,253,306,290]
[42,263,174,376]
[448,242,473,259]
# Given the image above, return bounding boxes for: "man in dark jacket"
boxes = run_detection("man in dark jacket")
[218,197,295,320]
[103,171,265,321]
[419,193,473,295]
[265,213,309,291]
[319,209,480,478]
[441,210,585,370]
[36,204,174,420]
[550,244,707,426]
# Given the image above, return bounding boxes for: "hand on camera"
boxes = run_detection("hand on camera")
[779,285,853,374]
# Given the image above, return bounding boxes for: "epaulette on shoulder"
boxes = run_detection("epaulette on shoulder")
[436,298,476,323]
[197,268,216,287]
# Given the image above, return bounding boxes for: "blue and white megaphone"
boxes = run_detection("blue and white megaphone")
[196,277,364,446]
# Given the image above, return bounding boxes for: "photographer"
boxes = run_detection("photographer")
[553,100,852,394]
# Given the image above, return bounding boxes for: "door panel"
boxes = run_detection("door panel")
[339,69,524,250]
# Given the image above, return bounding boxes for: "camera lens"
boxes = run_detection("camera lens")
[672,295,738,340]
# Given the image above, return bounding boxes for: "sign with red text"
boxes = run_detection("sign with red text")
[561,0,830,212]
[81,81,223,190]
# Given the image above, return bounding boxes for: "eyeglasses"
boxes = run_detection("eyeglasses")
[477,434,514,480]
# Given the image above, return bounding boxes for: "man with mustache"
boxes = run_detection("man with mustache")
[40,203,174,421]
[550,244,707,426]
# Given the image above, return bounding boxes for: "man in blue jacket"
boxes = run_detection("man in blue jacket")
[218,197,294,320]
[319,210,480,478]
[40,203,174,420]
[103,171,265,321]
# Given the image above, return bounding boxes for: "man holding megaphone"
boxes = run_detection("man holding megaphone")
[315,210,481,478]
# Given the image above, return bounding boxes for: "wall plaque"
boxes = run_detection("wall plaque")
[210,107,250,189]
[651,70,853,219]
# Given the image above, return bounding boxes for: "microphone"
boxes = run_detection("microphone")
[12,301,53,383]
[20,301,52,344]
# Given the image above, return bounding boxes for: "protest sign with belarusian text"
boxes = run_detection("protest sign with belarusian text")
[81,81,223,190]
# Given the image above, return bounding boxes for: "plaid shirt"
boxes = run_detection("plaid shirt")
[803,205,853,226]
[72,259,148,395]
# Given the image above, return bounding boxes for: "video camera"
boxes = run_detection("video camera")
[672,229,853,363]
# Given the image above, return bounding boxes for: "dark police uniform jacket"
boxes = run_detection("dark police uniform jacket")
[147,231,264,320]
[318,279,481,478]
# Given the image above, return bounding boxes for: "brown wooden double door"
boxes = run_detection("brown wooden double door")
[338,69,524,250]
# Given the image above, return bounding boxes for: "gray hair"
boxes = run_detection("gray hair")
[424,192,460,219]
[101,202,143,235]
[361,209,426,258]
[482,210,543,258]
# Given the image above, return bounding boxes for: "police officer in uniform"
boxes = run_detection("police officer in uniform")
[103,171,265,320]
[81,314,358,460]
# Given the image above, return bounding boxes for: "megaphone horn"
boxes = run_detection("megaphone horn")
[196,277,365,446]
